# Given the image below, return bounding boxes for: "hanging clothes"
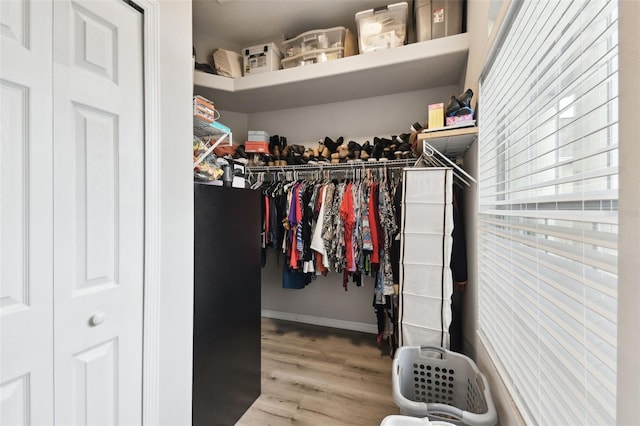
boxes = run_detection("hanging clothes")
[251,168,404,348]
[449,187,468,353]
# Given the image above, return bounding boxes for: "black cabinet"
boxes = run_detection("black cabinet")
[193,184,261,426]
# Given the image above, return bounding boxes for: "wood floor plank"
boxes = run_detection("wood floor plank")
[236,318,399,426]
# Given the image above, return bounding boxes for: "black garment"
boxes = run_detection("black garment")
[449,188,468,353]
[450,284,464,353]
[282,261,311,289]
[391,182,403,285]
[450,188,468,283]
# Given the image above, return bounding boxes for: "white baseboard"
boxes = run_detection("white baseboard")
[261,309,378,334]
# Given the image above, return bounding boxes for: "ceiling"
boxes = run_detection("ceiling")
[192,0,402,46]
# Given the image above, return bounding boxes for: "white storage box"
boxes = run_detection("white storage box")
[392,346,497,426]
[243,42,282,75]
[356,2,408,53]
[281,48,344,69]
[247,130,269,142]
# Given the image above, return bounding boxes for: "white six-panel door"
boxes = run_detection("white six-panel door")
[1,1,55,424]
[52,0,144,424]
[1,0,145,424]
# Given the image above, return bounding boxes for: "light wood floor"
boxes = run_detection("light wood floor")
[236,318,399,426]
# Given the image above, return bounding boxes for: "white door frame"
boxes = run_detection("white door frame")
[127,0,162,424]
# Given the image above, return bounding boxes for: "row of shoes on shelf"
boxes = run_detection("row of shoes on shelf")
[230,88,474,167]
[235,134,417,167]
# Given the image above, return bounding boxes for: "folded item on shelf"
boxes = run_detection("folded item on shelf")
[212,48,243,78]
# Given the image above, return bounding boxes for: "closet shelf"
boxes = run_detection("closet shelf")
[194,33,470,114]
[417,126,478,159]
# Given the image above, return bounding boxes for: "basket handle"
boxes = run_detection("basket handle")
[418,345,448,360]
[426,403,464,421]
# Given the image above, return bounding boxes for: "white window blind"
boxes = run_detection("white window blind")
[478,1,618,425]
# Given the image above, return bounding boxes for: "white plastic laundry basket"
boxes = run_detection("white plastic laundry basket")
[392,346,497,426]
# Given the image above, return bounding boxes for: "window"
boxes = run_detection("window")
[478,1,618,424]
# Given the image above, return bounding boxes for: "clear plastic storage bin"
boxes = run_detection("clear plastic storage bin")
[281,48,344,69]
[392,346,497,426]
[282,27,347,58]
[356,2,408,53]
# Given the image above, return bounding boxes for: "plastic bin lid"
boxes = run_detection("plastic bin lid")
[283,26,347,44]
[356,2,408,19]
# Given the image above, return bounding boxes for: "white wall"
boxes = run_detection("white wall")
[193,31,241,65]
[249,86,458,146]
[157,1,194,425]
[217,109,248,144]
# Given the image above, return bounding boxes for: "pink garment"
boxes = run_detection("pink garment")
[340,183,356,273]
[368,182,380,265]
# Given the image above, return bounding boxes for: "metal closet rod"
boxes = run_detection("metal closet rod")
[246,158,417,173]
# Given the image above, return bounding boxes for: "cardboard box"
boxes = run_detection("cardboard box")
[245,141,269,153]
[446,114,474,126]
[428,103,444,129]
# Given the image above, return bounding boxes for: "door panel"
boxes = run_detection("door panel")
[72,338,118,426]
[71,104,118,293]
[0,0,54,424]
[0,374,29,425]
[0,0,28,48]
[53,0,144,424]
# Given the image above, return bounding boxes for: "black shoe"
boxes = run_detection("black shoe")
[397,141,412,152]
[362,140,373,155]
[323,137,339,153]
[269,135,280,153]
[235,144,248,159]
[456,89,473,108]
[396,133,410,144]
[446,95,462,117]
[372,137,385,159]
[411,122,424,132]
[348,141,362,159]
